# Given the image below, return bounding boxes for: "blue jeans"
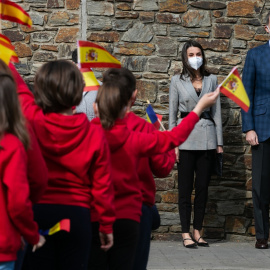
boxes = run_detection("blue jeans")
[0,261,15,270]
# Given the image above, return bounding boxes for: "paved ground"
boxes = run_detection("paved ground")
[148,240,270,270]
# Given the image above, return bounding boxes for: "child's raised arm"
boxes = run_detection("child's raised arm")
[192,87,220,117]
[132,88,220,158]
[8,63,41,123]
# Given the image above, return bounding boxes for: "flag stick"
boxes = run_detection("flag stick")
[158,118,166,131]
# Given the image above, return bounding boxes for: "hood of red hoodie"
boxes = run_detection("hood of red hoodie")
[91,117,130,153]
[35,112,90,156]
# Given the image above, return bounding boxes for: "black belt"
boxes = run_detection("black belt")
[181,111,215,124]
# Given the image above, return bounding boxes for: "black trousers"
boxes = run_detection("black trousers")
[22,204,91,270]
[89,219,139,270]
[178,150,215,233]
[132,204,152,270]
[252,139,270,240]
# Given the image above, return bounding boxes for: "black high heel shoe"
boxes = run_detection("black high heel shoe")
[194,236,209,247]
[182,238,197,248]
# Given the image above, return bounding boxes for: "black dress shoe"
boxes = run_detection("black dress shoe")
[255,239,268,249]
[183,238,197,248]
[195,236,209,247]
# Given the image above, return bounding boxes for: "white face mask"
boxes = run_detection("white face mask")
[188,56,203,70]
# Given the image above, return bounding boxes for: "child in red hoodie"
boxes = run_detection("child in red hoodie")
[0,67,45,270]
[103,68,176,270]
[9,60,115,270]
[89,68,219,270]
[0,59,48,270]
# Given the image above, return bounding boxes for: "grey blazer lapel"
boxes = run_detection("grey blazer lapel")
[181,76,199,103]
[201,76,212,97]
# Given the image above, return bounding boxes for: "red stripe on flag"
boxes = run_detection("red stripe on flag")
[84,85,99,92]
[10,55,19,63]
[220,86,249,112]
[0,33,11,43]
[59,219,70,232]
[0,39,15,50]
[0,14,31,27]
[80,62,121,69]
[78,41,108,53]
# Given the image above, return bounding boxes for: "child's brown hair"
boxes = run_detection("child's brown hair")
[34,60,84,113]
[96,68,137,129]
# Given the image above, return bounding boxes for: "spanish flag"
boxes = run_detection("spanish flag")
[0,0,32,28]
[80,68,100,92]
[220,66,250,112]
[146,104,164,130]
[0,33,19,63]
[77,40,121,69]
[39,219,70,236]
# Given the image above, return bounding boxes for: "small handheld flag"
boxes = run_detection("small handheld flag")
[0,0,32,28]
[146,103,165,131]
[80,68,100,92]
[0,34,19,63]
[77,40,121,69]
[39,219,70,236]
[219,66,250,112]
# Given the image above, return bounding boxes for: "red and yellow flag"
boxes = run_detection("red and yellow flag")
[77,40,121,69]
[0,0,32,28]
[80,68,100,92]
[220,66,250,112]
[0,33,19,63]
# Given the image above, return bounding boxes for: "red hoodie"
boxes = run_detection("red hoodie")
[0,134,39,262]
[26,124,48,204]
[9,64,115,234]
[91,112,199,223]
[126,112,176,207]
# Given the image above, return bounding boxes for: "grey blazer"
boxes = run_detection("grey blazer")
[169,74,223,150]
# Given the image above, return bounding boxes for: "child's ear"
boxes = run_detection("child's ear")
[131,89,138,106]
[93,102,99,117]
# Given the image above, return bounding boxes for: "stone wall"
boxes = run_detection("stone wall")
[5,0,270,240]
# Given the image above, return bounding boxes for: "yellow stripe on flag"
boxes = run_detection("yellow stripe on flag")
[81,68,100,91]
[77,40,121,68]
[0,1,32,27]
[0,42,14,64]
[48,222,61,235]
[0,34,19,63]
[220,66,250,112]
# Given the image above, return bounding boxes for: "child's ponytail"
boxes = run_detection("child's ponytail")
[96,81,129,129]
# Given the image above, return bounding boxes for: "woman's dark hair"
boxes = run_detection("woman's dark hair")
[96,79,131,129]
[265,11,270,25]
[34,60,84,113]
[72,49,78,64]
[180,40,209,80]
[0,60,29,149]
[102,67,136,99]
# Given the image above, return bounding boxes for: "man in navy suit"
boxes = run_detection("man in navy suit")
[241,11,270,249]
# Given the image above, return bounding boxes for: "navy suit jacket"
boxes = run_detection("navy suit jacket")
[241,42,270,142]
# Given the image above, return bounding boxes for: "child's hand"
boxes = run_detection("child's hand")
[99,232,113,251]
[193,87,220,116]
[32,235,46,252]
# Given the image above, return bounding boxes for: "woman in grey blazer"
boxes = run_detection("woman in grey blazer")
[169,40,223,248]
